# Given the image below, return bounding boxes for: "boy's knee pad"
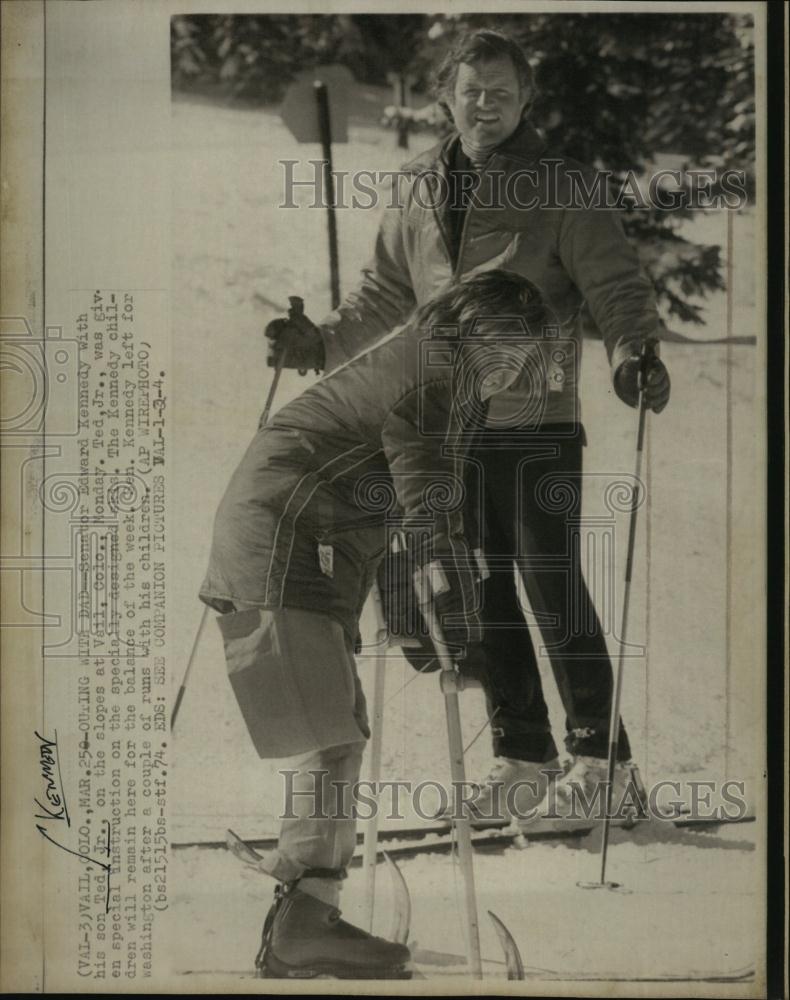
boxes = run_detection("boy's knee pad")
[216,606,368,758]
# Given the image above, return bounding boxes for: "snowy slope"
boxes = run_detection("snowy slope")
[168,95,762,987]
[171,819,759,987]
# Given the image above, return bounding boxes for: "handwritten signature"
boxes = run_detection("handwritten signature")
[34,731,112,912]
[34,730,71,825]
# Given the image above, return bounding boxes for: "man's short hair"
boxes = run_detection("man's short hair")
[432,29,536,122]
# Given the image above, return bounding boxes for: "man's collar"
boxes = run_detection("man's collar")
[437,119,547,171]
[494,119,547,165]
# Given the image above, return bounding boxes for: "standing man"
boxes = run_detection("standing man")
[268,29,670,826]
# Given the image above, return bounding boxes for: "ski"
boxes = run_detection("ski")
[672,812,755,830]
[222,823,593,869]
[172,811,755,853]
[407,947,755,983]
[179,968,427,980]
[173,817,594,852]
[521,965,755,983]
[357,824,593,863]
[488,910,525,981]
[382,851,410,946]
[177,963,753,984]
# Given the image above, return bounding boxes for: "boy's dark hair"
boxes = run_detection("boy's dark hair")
[432,29,536,123]
[412,270,553,428]
[414,268,550,339]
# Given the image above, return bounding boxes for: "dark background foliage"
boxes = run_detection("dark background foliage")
[171,12,755,328]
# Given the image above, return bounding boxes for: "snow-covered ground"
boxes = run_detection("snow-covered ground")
[168,93,763,988]
[174,820,759,988]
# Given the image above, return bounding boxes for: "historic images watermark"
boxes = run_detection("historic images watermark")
[279,160,749,212]
[277,771,749,824]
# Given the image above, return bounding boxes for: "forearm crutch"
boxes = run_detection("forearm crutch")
[414,565,483,980]
[360,582,389,932]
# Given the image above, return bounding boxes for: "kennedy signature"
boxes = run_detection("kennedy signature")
[34,730,71,825]
[34,731,112,912]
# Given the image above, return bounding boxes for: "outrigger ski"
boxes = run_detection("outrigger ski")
[225,829,527,980]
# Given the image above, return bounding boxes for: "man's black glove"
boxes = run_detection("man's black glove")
[377,533,484,672]
[613,342,670,413]
[265,307,326,373]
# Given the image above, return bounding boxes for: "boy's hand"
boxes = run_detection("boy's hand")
[378,536,483,667]
[415,551,483,651]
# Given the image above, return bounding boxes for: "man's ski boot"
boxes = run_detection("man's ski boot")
[254,876,412,980]
[526,756,649,831]
[436,755,562,829]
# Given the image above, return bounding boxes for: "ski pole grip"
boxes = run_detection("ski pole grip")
[413,560,450,604]
[413,565,431,608]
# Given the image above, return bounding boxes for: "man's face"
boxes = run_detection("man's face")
[447,56,526,148]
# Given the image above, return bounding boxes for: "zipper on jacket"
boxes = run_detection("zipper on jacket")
[454,155,495,279]
[429,173,454,269]
[454,204,471,278]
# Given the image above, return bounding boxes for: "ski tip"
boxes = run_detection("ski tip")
[226,828,264,865]
[382,850,412,947]
[487,910,525,981]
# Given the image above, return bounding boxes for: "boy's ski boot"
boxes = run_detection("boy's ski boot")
[255,876,412,980]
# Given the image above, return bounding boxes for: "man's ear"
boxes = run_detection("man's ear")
[437,99,454,124]
[479,366,520,401]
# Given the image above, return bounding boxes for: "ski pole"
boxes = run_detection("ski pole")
[260,349,287,427]
[171,298,302,734]
[171,604,210,731]
[360,581,389,932]
[414,565,483,979]
[589,338,657,889]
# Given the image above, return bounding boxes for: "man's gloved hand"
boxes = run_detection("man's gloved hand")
[613,345,670,413]
[265,310,326,373]
[377,534,483,671]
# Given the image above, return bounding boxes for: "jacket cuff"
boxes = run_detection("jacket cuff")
[319,323,345,373]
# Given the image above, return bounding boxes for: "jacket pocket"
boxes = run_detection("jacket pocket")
[314,519,387,575]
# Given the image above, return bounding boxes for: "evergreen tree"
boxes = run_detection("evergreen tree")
[170,12,755,329]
